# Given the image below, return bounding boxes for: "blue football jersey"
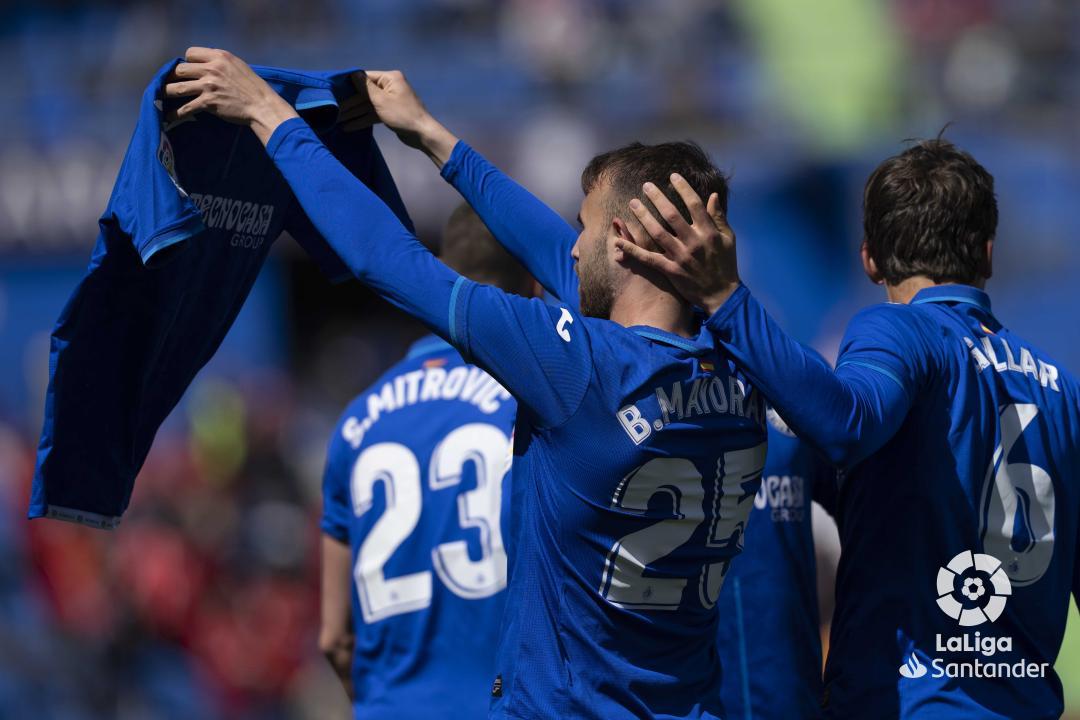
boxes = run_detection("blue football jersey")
[706,284,1080,719]
[29,60,410,528]
[322,336,517,720]
[264,120,771,719]
[716,411,835,720]
[440,141,837,719]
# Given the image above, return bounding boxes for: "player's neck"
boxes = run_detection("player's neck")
[885,276,986,305]
[609,283,696,337]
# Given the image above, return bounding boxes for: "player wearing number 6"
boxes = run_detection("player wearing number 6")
[167,48,768,719]
[618,138,1080,719]
[318,204,535,719]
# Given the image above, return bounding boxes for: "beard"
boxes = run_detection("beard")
[577,236,616,320]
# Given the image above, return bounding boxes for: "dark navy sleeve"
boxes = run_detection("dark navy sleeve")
[321,417,352,543]
[705,286,925,467]
[441,141,580,308]
[809,455,839,518]
[107,67,206,265]
[286,125,413,283]
[268,118,591,427]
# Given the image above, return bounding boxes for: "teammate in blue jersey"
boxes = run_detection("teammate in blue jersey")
[319,203,534,719]
[617,138,1080,719]
[374,88,838,718]
[167,48,768,719]
[716,408,836,720]
[29,58,410,528]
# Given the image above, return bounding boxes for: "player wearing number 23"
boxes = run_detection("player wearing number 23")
[627,137,1080,719]
[165,49,769,719]
[319,205,533,720]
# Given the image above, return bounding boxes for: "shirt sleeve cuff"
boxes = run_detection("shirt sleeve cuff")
[320,517,349,543]
[266,116,311,159]
[439,140,470,183]
[703,284,751,339]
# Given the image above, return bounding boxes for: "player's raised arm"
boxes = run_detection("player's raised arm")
[165,48,590,428]
[357,70,580,306]
[614,177,917,467]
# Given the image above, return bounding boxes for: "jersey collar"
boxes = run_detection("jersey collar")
[405,334,454,360]
[630,326,713,356]
[910,284,992,313]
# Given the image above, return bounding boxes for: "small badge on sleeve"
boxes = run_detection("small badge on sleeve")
[491,674,503,697]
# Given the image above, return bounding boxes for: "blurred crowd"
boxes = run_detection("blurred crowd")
[1,0,1079,718]
[0,373,355,719]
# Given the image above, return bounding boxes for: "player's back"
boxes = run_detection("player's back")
[321,336,516,720]
[824,286,1080,719]
[717,411,833,720]
[491,320,768,720]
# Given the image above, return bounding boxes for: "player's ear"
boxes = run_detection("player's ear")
[611,217,639,247]
[982,239,994,281]
[861,241,884,285]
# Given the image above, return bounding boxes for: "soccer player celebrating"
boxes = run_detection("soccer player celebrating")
[319,204,534,719]
[350,80,838,719]
[618,139,1080,719]
[167,48,768,720]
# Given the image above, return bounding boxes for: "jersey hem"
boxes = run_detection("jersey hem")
[27,503,121,530]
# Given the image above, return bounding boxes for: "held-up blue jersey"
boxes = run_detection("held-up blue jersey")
[440,141,836,720]
[29,60,410,528]
[706,284,1080,719]
[716,411,835,720]
[265,118,769,719]
[322,336,517,720]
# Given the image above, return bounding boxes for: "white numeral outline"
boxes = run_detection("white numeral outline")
[352,443,432,623]
[600,443,766,612]
[350,424,511,622]
[430,424,510,599]
[979,403,1055,586]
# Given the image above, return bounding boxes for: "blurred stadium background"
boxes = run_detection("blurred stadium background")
[0,0,1078,718]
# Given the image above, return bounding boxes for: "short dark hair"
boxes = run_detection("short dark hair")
[581,141,729,234]
[440,202,531,293]
[863,137,997,286]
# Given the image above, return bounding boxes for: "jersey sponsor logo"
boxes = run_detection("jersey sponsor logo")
[188,192,276,250]
[753,474,805,522]
[616,376,765,445]
[555,307,574,342]
[342,365,511,450]
[897,548,1049,680]
[963,335,1061,392]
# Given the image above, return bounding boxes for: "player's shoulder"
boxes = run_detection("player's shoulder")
[998,327,1080,397]
[850,300,938,336]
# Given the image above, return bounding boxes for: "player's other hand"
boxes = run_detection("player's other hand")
[354,70,458,168]
[165,47,297,143]
[613,175,741,315]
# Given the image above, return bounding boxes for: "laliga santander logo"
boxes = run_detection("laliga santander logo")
[898,547,1049,680]
[936,550,1012,627]
[899,653,927,679]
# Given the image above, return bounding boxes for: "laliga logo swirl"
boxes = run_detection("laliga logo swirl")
[936,550,1012,627]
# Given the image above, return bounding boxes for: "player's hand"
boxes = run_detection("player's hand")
[613,175,741,315]
[165,47,298,144]
[357,70,458,168]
